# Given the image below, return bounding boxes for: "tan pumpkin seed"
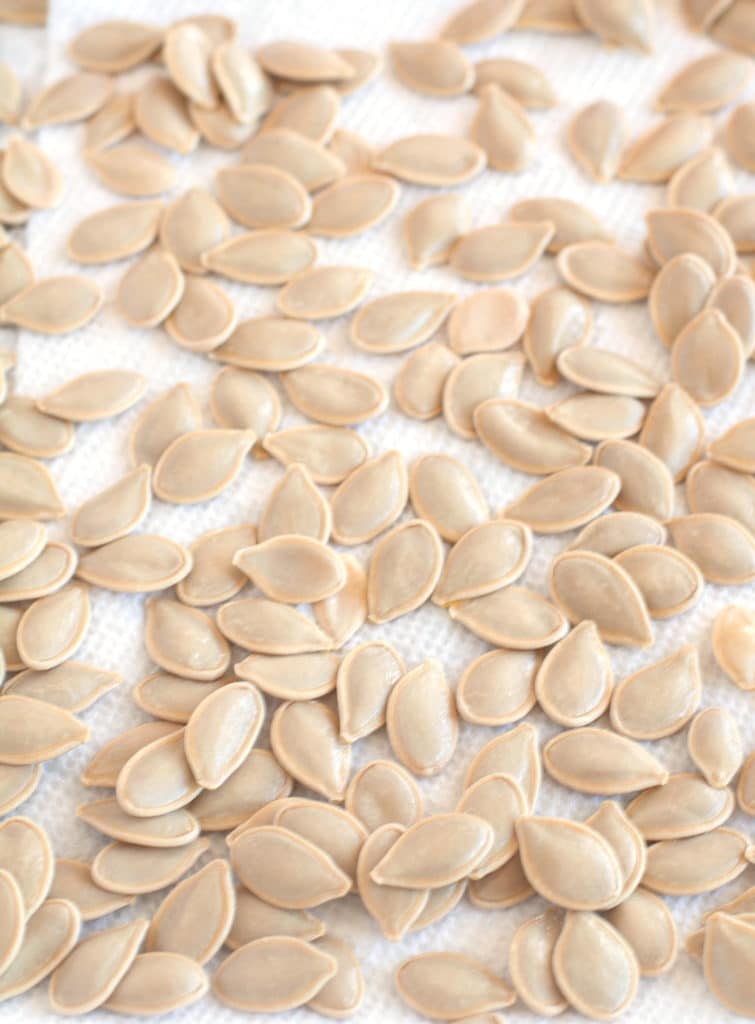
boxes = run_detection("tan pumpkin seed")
[687,459,755,532]
[0,61,20,124]
[451,221,553,282]
[707,273,755,357]
[243,130,344,192]
[257,40,352,81]
[0,897,80,1001]
[568,100,626,182]
[77,798,198,849]
[116,727,201,818]
[275,800,366,887]
[646,207,736,275]
[37,369,146,423]
[262,427,368,486]
[259,464,330,544]
[644,828,749,895]
[2,136,63,209]
[16,584,89,671]
[92,837,208,895]
[230,826,350,908]
[329,129,374,173]
[552,912,639,1020]
[84,92,136,149]
[262,86,340,144]
[270,701,349,800]
[345,759,422,832]
[712,604,755,690]
[442,0,529,41]
[351,291,454,355]
[557,241,653,302]
[567,512,667,556]
[511,197,612,254]
[278,267,374,321]
[192,98,256,147]
[605,889,677,977]
[688,706,743,789]
[210,370,280,446]
[218,597,332,656]
[614,544,702,620]
[445,354,525,440]
[234,536,344,605]
[390,39,473,96]
[403,193,471,270]
[202,229,313,285]
[669,513,755,584]
[667,147,734,212]
[311,554,366,648]
[396,952,515,1021]
[163,22,216,108]
[450,586,568,649]
[621,113,711,183]
[594,439,675,520]
[470,85,536,172]
[386,660,458,777]
[434,520,532,606]
[331,451,407,545]
[738,753,755,814]
[627,773,734,841]
[128,383,201,469]
[116,249,184,329]
[658,52,752,113]
[334,46,381,94]
[475,399,590,474]
[133,674,226,724]
[103,951,208,1015]
[0,244,34,307]
[0,869,24,975]
[0,154,31,226]
[86,141,177,197]
[368,519,443,624]
[146,859,233,964]
[69,20,162,71]
[176,524,255,608]
[144,598,230,680]
[76,533,197,593]
[0,541,75,602]
[0,276,102,335]
[81,722,180,790]
[457,649,538,727]
[639,382,704,483]
[543,727,668,794]
[159,188,230,275]
[556,346,661,398]
[503,465,620,532]
[70,465,150,548]
[152,429,253,504]
[0,605,22,671]
[165,276,237,352]
[4,662,117,714]
[67,201,163,264]
[226,888,324,948]
[458,773,527,877]
[375,134,486,186]
[308,174,398,238]
[610,645,701,741]
[509,908,567,1015]
[468,852,534,910]
[307,935,363,1017]
[212,318,324,372]
[447,289,528,356]
[465,722,541,809]
[648,253,715,350]
[184,682,264,790]
[0,762,39,816]
[227,798,304,845]
[336,642,404,743]
[577,0,654,45]
[0,817,51,917]
[717,196,755,256]
[395,342,459,421]
[709,419,755,473]
[535,620,613,728]
[727,101,755,170]
[590,799,648,897]
[474,56,557,108]
[670,308,743,406]
[216,164,311,231]
[190,748,292,832]
[133,76,198,154]
[211,41,271,125]
[372,813,494,889]
[0,397,74,460]
[703,912,755,1015]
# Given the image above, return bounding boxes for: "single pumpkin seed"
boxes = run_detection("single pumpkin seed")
[0,276,102,334]
[270,701,349,800]
[190,748,292,831]
[203,230,318,285]
[216,164,311,231]
[0,869,24,974]
[703,912,755,1016]
[627,773,735,841]
[0,154,30,225]
[738,753,755,814]
[4,662,118,714]
[716,195,755,255]
[147,859,234,964]
[475,398,591,474]
[593,439,675,520]
[445,353,525,440]
[617,538,705,618]
[184,682,265,789]
[2,136,63,208]
[307,934,363,1017]
[190,98,256,148]
[312,553,366,648]
[503,465,621,532]
[433,520,532,605]
[69,20,162,71]
[275,800,366,887]
[372,813,494,889]
[556,346,661,398]
[261,85,340,144]
[212,317,324,372]
[403,193,471,270]
[605,888,678,977]
[368,519,444,624]
[309,174,399,237]
[411,885,467,935]
[0,397,74,459]
[712,604,755,690]
[592,798,649,904]
[688,706,743,788]
[67,200,163,264]
[447,288,529,356]
[226,888,324,948]
[77,798,199,849]
[284,366,387,429]
[457,649,539,726]
[451,221,553,282]
[395,952,516,1021]
[329,129,375,173]
[345,759,422,832]
[567,511,667,556]
[165,276,237,352]
[552,911,639,1020]
[669,513,755,584]
[395,342,459,421]
[441,0,529,42]
[0,762,39,816]
[467,852,534,910]
[0,606,22,670]
[128,383,201,469]
[234,535,345,605]
[470,85,536,172]
[465,722,541,808]
[667,147,734,212]
[278,267,374,321]
[37,369,146,423]
[218,597,333,655]
[331,451,407,545]
[176,524,256,607]
[708,418,755,473]
[390,39,474,96]
[557,241,653,302]
[509,908,567,1015]
[727,100,755,170]
[92,837,209,895]
[16,584,89,671]
[116,249,184,329]
[116,727,201,818]
[0,541,75,602]
[643,828,749,895]
[262,427,368,486]
[375,134,486,186]
[145,599,230,683]
[671,308,743,406]
[543,727,668,794]
[687,459,755,532]
[474,57,557,108]
[450,586,569,649]
[210,371,280,449]
[152,429,253,504]
[103,951,208,1015]
[707,273,755,357]
[133,673,225,724]
[386,660,458,777]
[620,113,711,183]
[511,197,612,253]
[84,92,136,149]
[568,100,626,182]
[610,645,701,741]
[0,244,34,307]
[80,722,180,790]
[86,141,177,197]
[648,253,715,349]
[163,23,216,108]
[242,129,345,192]
[535,620,613,728]
[334,47,381,94]
[133,76,198,154]
[0,816,51,916]
[639,382,704,482]
[259,464,330,544]
[657,51,752,113]
[70,465,151,548]
[336,642,404,743]
[458,773,527,878]
[212,41,271,124]
[159,187,230,274]
[0,61,21,123]
[0,897,80,1001]
[351,291,454,356]
[646,207,736,275]
[257,41,353,81]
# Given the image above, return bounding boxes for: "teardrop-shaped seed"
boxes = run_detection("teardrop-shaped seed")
[687,459,755,533]
[368,519,443,624]
[649,253,715,349]
[375,134,486,186]
[212,317,324,372]
[270,701,349,800]
[590,804,646,903]
[470,85,536,172]
[442,0,529,41]
[37,369,146,423]
[5,662,118,714]
[309,174,398,238]
[457,650,538,727]
[70,465,151,549]
[0,396,74,460]
[511,197,612,253]
[146,859,233,964]
[646,207,736,275]
[568,100,626,182]
[0,276,102,334]
[386,660,457,777]
[0,606,21,670]
[548,393,646,441]
[543,727,668,794]
[703,912,755,1015]
[447,289,528,357]
[16,585,90,671]
[557,346,661,398]
[475,399,591,474]
[262,85,340,144]
[77,798,199,848]
[404,194,471,270]
[218,598,333,656]
[212,42,271,126]
[257,40,352,81]
[210,368,280,438]
[346,759,422,832]
[465,723,541,809]
[243,129,344,192]
[278,267,373,321]
[707,273,755,357]
[134,76,198,154]
[144,598,230,680]
[67,201,163,264]
[336,642,404,743]
[184,683,264,790]
[175,524,253,608]
[133,674,225,724]
[626,772,735,840]
[86,141,177,197]
[116,728,201,818]
[275,800,366,887]
[395,342,459,421]
[213,935,337,1013]
[434,520,531,606]
[504,466,620,532]
[92,837,209,895]
[372,813,494,889]
[639,383,704,482]
[658,52,752,113]
[409,455,487,544]
[553,911,639,1020]
[331,451,407,545]
[103,951,208,1015]
[671,308,743,406]
[614,545,703,620]
[216,165,311,231]
[688,707,743,788]
[85,92,136,149]
[738,753,755,814]
[536,620,613,728]
[712,604,755,690]
[509,908,567,1015]
[190,749,292,832]
[262,426,368,485]
[668,147,734,212]
[0,541,75,602]
[568,512,667,556]
[283,364,386,426]
[334,47,381,94]
[620,113,710,183]
[444,353,524,440]
[407,879,489,929]
[230,826,350,908]
[594,439,674,520]
[451,221,553,282]
[307,935,363,1017]
[159,188,230,274]
[475,57,556,108]
[0,155,30,226]
[116,250,184,329]
[0,244,34,308]
[311,554,366,647]
[226,888,324,948]
[390,39,473,96]
[643,828,749,894]
[129,383,200,469]
[468,853,533,910]
[0,762,39,815]
[2,136,63,208]
[69,20,163,72]
[557,242,653,302]
[259,464,330,544]
[450,586,569,649]
[234,536,344,605]
[669,513,755,584]
[351,291,454,356]
[48,918,149,1016]
[0,897,80,1000]
[727,100,755,170]
[80,722,180,790]
[153,429,253,504]
[396,952,516,1021]
[610,644,701,741]
[606,888,678,978]
[0,868,24,974]
[458,773,527,878]
[0,816,51,917]
[165,277,237,352]
[163,23,216,108]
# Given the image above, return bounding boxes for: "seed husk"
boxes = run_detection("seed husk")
[129,383,200,470]
[185,682,264,790]
[670,308,743,406]
[568,512,667,556]
[403,193,471,270]
[708,418,755,473]
[84,92,136,149]
[190,748,292,832]
[0,154,30,226]
[470,85,536,172]
[165,276,237,353]
[4,662,118,714]
[133,76,198,154]
[133,674,226,724]
[448,288,528,356]
[163,23,216,108]
[409,453,487,541]
[445,353,524,440]
[450,586,568,649]
[643,828,749,895]
[257,40,353,81]
[617,536,703,619]
[474,56,557,108]
[351,291,454,356]
[503,465,621,532]
[37,369,146,423]
[116,727,201,818]
[395,952,515,1021]
[69,20,163,72]
[687,459,755,532]
[0,868,24,975]
[67,201,163,264]
[77,798,199,849]
[336,642,404,743]
[590,805,645,904]
[0,816,51,917]
[557,241,653,302]
[368,519,443,624]
[706,273,755,357]
[0,605,22,671]
[712,604,755,690]
[568,100,626,182]
[2,136,63,209]
[434,520,532,607]
[667,147,734,212]
[175,524,256,608]
[556,346,661,398]
[147,859,234,964]
[218,596,333,656]
[86,141,177,197]
[688,706,743,788]
[451,220,553,282]
[475,398,591,474]
[376,134,486,186]
[552,911,639,1020]
[509,908,567,1015]
[648,252,715,348]
[458,773,527,878]
[465,722,541,808]
[639,382,704,483]
[152,429,253,504]
[92,836,209,896]
[212,41,271,124]
[203,229,318,286]
[0,541,75,602]
[231,825,350,908]
[390,39,474,96]
[545,726,668,798]
[16,584,90,671]
[468,852,534,910]
[278,267,374,321]
[626,773,735,841]
[386,659,458,778]
[646,207,736,275]
[345,759,422,832]
[511,197,612,254]
[259,464,330,544]
[372,813,494,889]
[213,317,324,373]
[48,918,149,1016]
[310,553,365,648]
[727,100,755,170]
[0,897,80,1001]
[262,85,340,144]
[535,619,613,728]
[395,342,459,421]
[0,244,34,307]
[216,164,311,231]
[275,800,366,887]
[243,129,345,192]
[70,465,151,549]
[620,113,711,183]
[610,644,701,742]
[159,187,230,274]
[226,888,325,948]
[0,396,74,460]
[594,439,675,520]
[271,700,349,800]
[738,753,755,815]
[209,371,279,448]
[116,249,184,329]
[457,649,539,727]
[0,762,39,816]
[144,598,230,681]
[669,513,755,584]
[657,52,752,113]
[703,912,755,1016]
[0,275,102,335]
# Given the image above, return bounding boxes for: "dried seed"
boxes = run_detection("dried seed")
[0,244,34,307]
[639,382,704,483]
[70,465,151,549]
[594,439,675,520]
[334,47,381,94]
[451,221,553,282]
[0,397,74,460]
[259,464,330,544]
[470,85,536,172]
[475,398,591,474]
[212,42,271,124]
[511,197,612,253]
[0,276,102,334]
[671,308,743,406]
[262,86,340,144]
[457,649,538,727]
[257,40,352,81]
[669,513,755,584]
[0,897,80,1001]
[262,427,369,486]
[213,935,338,1013]
[352,291,454,355]
[16,584,89,671]
[465,723,541,808]
[557,241,653,302]
[133,674,225,724]
[213,318,324,372]
[231,826,350,908]
[712,604,755,690]
[445,353,524,440]
[403,193,471,270]
[503,465,620,532]
[226,888,324,948]
[203,229,317,285]
[92,837,208,895]
[610,645,701,741]
[409,880,467,934]
[210,371,279,447]
[234,535,345,605]
[85,92,136,149]
[218,597,332,656]
[37,369,146,423]
[658,52,752,113]
[336,642,404,743]
[646,207,736,275]
[278,267,373,321]
[86,141,177,197]
[391,39,473,96]
[372,813,494,888]
[216,164,311,231]
[716,196,755,255]
[568,100,626,182]
[707,273,755,357]
[450,586,568,649]
[617,538,704,621]
[0,154,30,226]
[163,23,216,108]
[687,459,755,532]
[442,0,529,42]
[275,800,366,886]
[738,753,755,814]
[283,364,386,425]
[133,76,198,154]
[627,772,735,841]
[556,346,661,398]
[190,748,292,832]
[396,952,515,1021]
[2,136,63,208]
[116,249,184,329]
[116,727,201,818]
[67,200,163,264]
[185,683,264,790]
[103,951,208,1015]
[310,173,399,238]
[703,912,755,1016]
[0,817,51,917]
[567,512,667,556]
[345,759,422,832]
[147,859,234,964]
[543,727,668,794]
[375,134,486,186]
[3,662,117,714]
[727,101,755,170]
[69,20,162,72]
[312,554,366,648]
[152,429,253,503]
[243,129,344,192]
[0,606,22,670]
[190,98,256,148]
[643,828,749,895]
[552,911,639,1020]
[144,598,230,680]
[80,722,180,790]
[606,889,678,978]
[0,61,21,124]
[536,620,613,728]
[395,342,459,421]
[509,908,567,1015]
[0,869,24,975]
[447,288,529,356]
[76,798,198,849]
[458,773,527,877]
[129,383,200,469]
[434,520,532,606]
[329,129,374,173]
[474,57,557,108]
[590,799,648,900]
[368,519,443,624]
[688,706,743,788]
[667,147,734,212]
[271,701,349,800]
[48,919,149,1016]
[331,451,407,545]
[0,541,75,602]
[0,762,39,816]
[386,660,458,777]
[708,419,755,474]
[159,188,230,275]
[468,853,534,910]
[411,454,487,540]
[176,524,256,607]
[165,276,237,352]
[307,935,363,1017]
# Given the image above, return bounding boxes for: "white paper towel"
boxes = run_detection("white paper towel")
[1,0,754,1020]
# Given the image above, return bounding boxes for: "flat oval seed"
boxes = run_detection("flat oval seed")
[449,586,568,650]
[374,134,486,186]
[543,727,668,794]
[144,598,230,680]
[0,245,34,307]
[368,519,443,624]
[610,645,701,741]
[704,912,755,1016]
[547,393,646,441]
[217,597,332,655]
[465,723,541,809]
[553,912,639,1020]
[2,136,62,208]
[0,276,102,334]
[103,952,208,1015]
[434,520,532,606]
[134,76,198,154]
[80,722,180,790]
[614,546,703,619]
[568,100,626,182]
[391,39,473,96]
[309,174,398,237]
[48,919,148,1015]
[0,606,22,670]
[71,465,151,548]
[504,466,620,532]
[212,318,324,372]
[4,662,119,713]
[626,773,735,840]
[739,754,755,814]
[283,365,386,426]
[620,114,711,183]
[116,728,201,818]
[668,513,755,584]
[153,429,253,504]
[17,585,89,671]
[69,21,163,72]
[0,542,76,602]
[68,201,163,264]
[688,707,743,788]
[444,353,524,440]
[331,451,407,545]
[0,817,50,917]
[594,439,674,521]
[37,369,146,422]
[728,100,755,170]
[226,888,324,948]
[475,399,591,474]
[386,660,458,777]
[474,57,557,108]
[176,524,256,606]
[312,554,366,648]
[259,465,330,544]
[216,165,311,231]
[0,898,80,1000]
[448,289,528,356]
[657,52,752,113]
[457,650,538,727]
[85,92,136,149]
[133,674,225,723]
[345,760,422,832]
[643,829,749,895]
[395,342,459,421]
[706,273,755,357]
[230,826,350,908]
[147,859,234,964]
[116,250,184,329]
[77,798,198,848]
[557,242,653,302]
[556,346,661,398]
[639,383,705,481]
[307,935,363,1017]
[159,188,230,274]
[92,838,209,896]
[257,40,352,81]
[0,763,39,815]
[243,129,345,192]
[190,749,292,832]
[261,86,340,144]
[646,207,736,275]
[404,194,471,270]
[0,396,74,459]
[271,701,350,801]
[0,156,30,226]
[410,455,487,543]
[567,512,667,556]
[0,521,45,581]
[163,23,216,108]
[235,535,345,604]
[606,889,678,977]
[262,427,369,485]
[510,908,567,1015]
[128,383,201,468]
[372,813,494,889]
[668,147,734,212]
[470,85,536,172]
[275,802,365,890]
[337,642,404,743]
[213,935,337,1013]
[351,291,454,356]
[458,773,527,877]
[442,0,529,41]
[468,853,533,910]
[671,309,743,406]
[396,953,515,1021]
[687,459,755,533]
[278,267,374,321]
[535,620,613,728]
[451,221,553,282]
[0,868,24,974]
[712,604,755,690]
[210,368,280,437]
[86,141,177,197]
[76,534,191,593]
[649,253,714,348]
[185,683,265,789]
[511,197,612,253]
[165,277,237,352]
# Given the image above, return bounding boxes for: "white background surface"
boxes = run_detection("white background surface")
[1,0,755,1020]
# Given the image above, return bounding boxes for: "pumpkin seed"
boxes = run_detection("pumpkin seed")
[557,241,653,302]
[133,674,226,724]
[0,606,22,671]
[212,41,271,124]
[77,797,199,849]
[0,897,80,1001]
[667,147,734,212]
[556,346,661,398]
[411,881,468,935]
[0,816,51,917]
[458,773,527,878]
[190,748,292,831]
[270,700,349,800]
[445,353,525,440]
[69,20,163,72]
[390,39,473,96]
[336,642,404,743]
[716,195,755,255]
[712,604,755,690]
[658,52,752,113]
[175,524,254,608]
[0,396,74,460]
[535,620,613,727]
[592,798,649,902]
[568,100,626,182]
[511,197,612,253]
[262,427,368,486]
[386,659,458,777]
[159,188,230,274]
[116,727,201,818]
[308,173,399,238]
[86,141,177,197]
[503,465,620,532]
[618,538,702,618]
[70,465,151,549]
[707,887,755,919]
[133,76,198,154]
[4,662,117,714]
[372,813,494,889]
[669,513,755,584]
[230,825,350,908]
[671,308,743,406]
[225,798,295,845]
[216,164,311,231]
[0,541,75,602]
[606,888,678,978]
[376,133,487,186]
[67,200,163,264]
[0,762,39,816]
[451,220,553,281]
[163,22,216,108]
[707,273,755,357]
[311,553,365,648]
[703,912,755,1015]
[212,318,324,372]
[117,249,185,329]
[594,439,675,520]
[275,800,366,887]
[688,706,743,788]
[0,276,102,334]
[552,911,639,1020]
[708,418,755,473]
[0,244,34,307]
[345,759,422,832]
[0,61,20,124]
[351,291,453,356]
[203,230,318,285]
[738,753,755,814]
[457,649,538,727]
[128,383,201,469]
[524,287,592,387]
[621,113,712,183]
[395,952,516,1021]
[335,47,382,94]
[152,429,253,504]
[403,193,471,270]
[646,207,736,275]
[568,512,667,556]
[2,136,63,208]
[0,868,24,975]
[16,584,89,671]
[103,951,208,1015]
[395,342,459,421]
[442,0,529,41]
[434,520,532,606]
[450,586,569,649]
[610,644,701,741]
[218,597,333,655]
[226,888,324,948]
[331,451,407,545]
[259,464,330,544]
[543,727,668,794]
[278,267,374,321]
[727,100,755,170]
[210,371,280,448]
[643,828,749,895]
[48,918,149,1015]
[470,85,536,172]
[329,129,374,173]
[257,41,353,81]
[85,92,136,150]
[81,722,180,790]
[146,859,234,964]
[509,908,567,1015]
[474,56,557,108]
[687,459,755,532]
[0,154,30,226]
[145,597,230,680]
[185,682,264,790]
[37,369,146,423]
[447,289,528,357]
[368,519,443,624]
[213,935,338,1013]
[639,382,704,482]
[165,276,237,352]
[627,773,735,841]
[234,535,344,605]
[475,398,591,474]
[307,934,363,1017]
[465,722,541,808]
[243,129,345,192]
[262,86,340,144]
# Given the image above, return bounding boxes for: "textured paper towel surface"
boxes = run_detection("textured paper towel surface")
[1,0,754,1020]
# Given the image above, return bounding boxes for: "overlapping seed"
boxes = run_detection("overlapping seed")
[611,645,701,740]
[213,318,324,372]
[262,426,369,484]
[626,773,735,840]
[503,466,620,533]
[535,619,613,727]
[147,859,234,964]
[669,513,755,584]
[368,519,443,623]
[470,85,536,172]
[396,952,515,1020]
[0,398,75,459]
[444,353,524,440]
[465,723,541,808]
[258,464,331,544]
[615,546,703,619]
[190,749,291,832]
[450,585,568,649]
[451,221,554,281]
[210,368,280,436]
[544,727,668,794]
[475,399,590,473]
[712,604,755,690]
[557,242,654,302]
[433,520,531,605]
[145,598,230,680]
[667,147,733,212]
[553,911,639,1020]
[643,828,750,895]
[386,660,458,777]
[403,194,471,270]
[346,759,422,832]
[594,439,675,521]
[639,382,704,481]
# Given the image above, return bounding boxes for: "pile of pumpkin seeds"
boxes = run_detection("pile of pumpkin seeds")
[1,0,755,1019]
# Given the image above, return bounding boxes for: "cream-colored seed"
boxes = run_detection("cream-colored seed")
[85,92,136,149]
[475,398,591,474]
[669,513,755,584]
[712,604,755,690]
[146,859,234,964]
[132,674,225,724]
[474,56,557,107]
[0,61,21,124]
[626,773,735,840]
[2,136,63,209]
[103,952,208,1016]
[144,598,230,681]
[259,464,331,544]
[648,252,715,348]
[309,173,399,238]
[262,85,341,144]
[0,816,52,915]
[451,221,554,282]
[262,426,370,485]
[134,76,199,154]
[706,273,755,357]
[511,197,612,253]
[395,952,516,1021]
[557,241,654,302]
[703,912,755,1017]
[386,659,458,777]
[243,129,345,192]
[374,134,486,186]
[225,888,325,949]
[470,85,536,172]
[0,276,102,335]
[351,291,455,355]
[159,188,230,275]
[71,465,151,548]
[611,644,701,741]
[345,759,422,832]
[0,541,77,602]
[552,911,640,1020]
[614,545,703,619]
[116,249,185,329]
[367,519,443,623]
[76,798,199,849]
[213,318,324,372]
[184,683,265,791]
[671,308,743,406]
[536,620,613,728]
[456,650,539,728]
[620,114,711,183]
[329,129,375,173]
[667,147,734,212]
[0,397,75,459]
[657,51,752,113]
[271,701,350,801]
[17,584,90,671]
[727,100,755,171]
[0,244,34,307]
[568,100,626,182]
[336,642,404,743]
[0,763,40,817]
[67,201,164,264]
[687,459,755,533]
[433,519,532,606]
[163,23,216,108]
[468,852,534,910]
[556,345,661,398]
[547,393,646,441]
[313,553,367,648]
[642,828,749,895]
[606,888,678,977]
[567,512,667,556]
[37,369,146,423]
[257,40,353,81]
[216,164,312,231]
[80,721,181,790]
[372,813,494,889]
[278,267,374,321]
[444,353,524,440]
[116,727,201,819]
[190,749,292,833]
[646,207,736,276]
[688,706,743,788]
[639,382,705,482]
[0,897,80,1001]
[391,39,474,96]
[234,535,346,604]
[217,597,333,656]
[458,773,527,878]
[86,141,178,197]
[450,585,568,650]
[69,20,163,72]
[509,908,567,1016]
[152,429,253,504]
[448,288,529,356]
[202,230,318,285]
[5,662,119,713]
[165,276,237,352]
[395,341,459,421]
[503,465,620,533]
[465,723,541,809]
[594,439,675,521]
[210,368,280,437]
[331,451,407,545]
[543,727,668,794]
